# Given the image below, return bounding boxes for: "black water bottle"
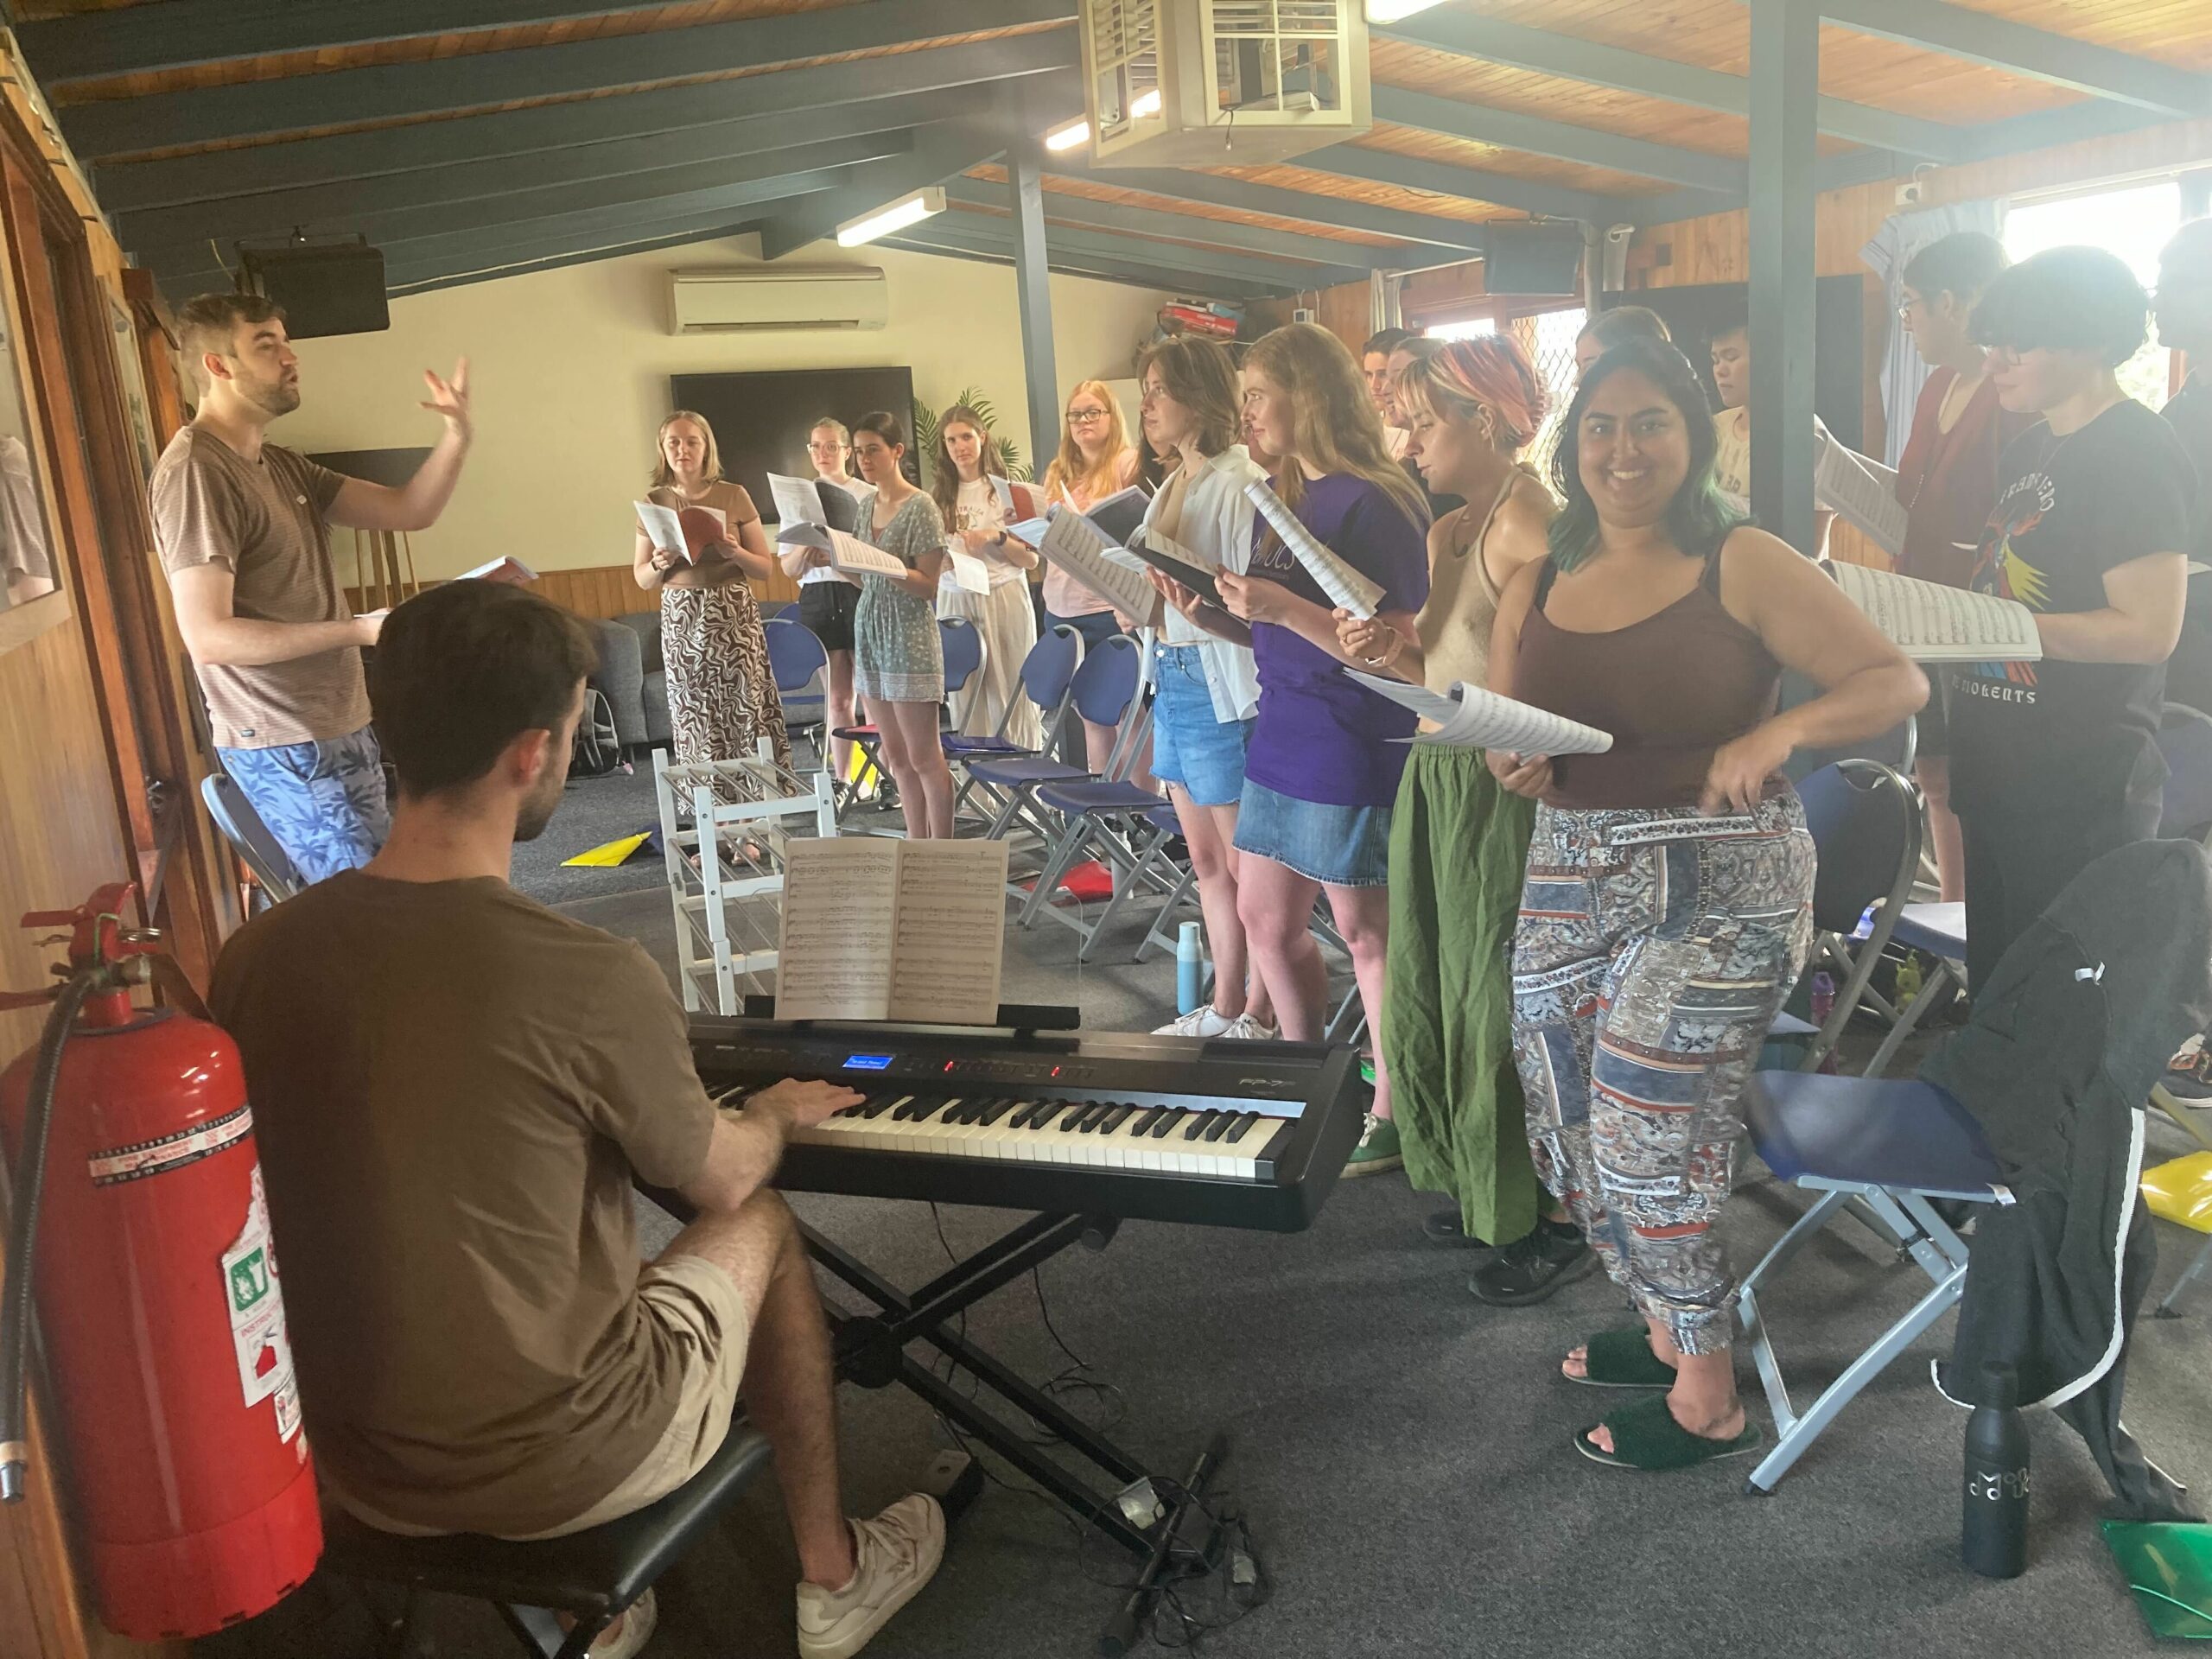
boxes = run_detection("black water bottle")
[1962,1359,2031,1579]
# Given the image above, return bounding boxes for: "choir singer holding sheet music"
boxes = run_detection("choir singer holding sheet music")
[1180,323,1433,1178]
[1948,249,2194,992]
[795,417,868,782]
[1485,339,1922,1473]
[633,410,790,773]
[929,403,1040,749]
[1334,336,1596,1303]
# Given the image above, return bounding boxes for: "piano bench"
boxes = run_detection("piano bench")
[323,1427,775,1659]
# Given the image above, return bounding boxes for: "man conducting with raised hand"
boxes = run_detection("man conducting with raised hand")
[213,581,946,1659]
[154,292,472,883]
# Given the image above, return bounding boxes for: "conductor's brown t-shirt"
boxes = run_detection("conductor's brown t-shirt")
[210,873,718,1536]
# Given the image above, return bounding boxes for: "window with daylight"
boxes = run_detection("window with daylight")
[2002,178,2182,410]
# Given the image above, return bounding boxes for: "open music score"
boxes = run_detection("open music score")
[775,838,1010,1025]
[634,499,727,564]
[1036,508,1163,627]
[1827,561,2042,662]
[1245,480,1385,619]
[1346,669,1612,755]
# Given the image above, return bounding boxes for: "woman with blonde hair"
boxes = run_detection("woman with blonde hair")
[1039,378,1140,769]
[632,408,789,771]
[1168,323,1430,1173]
[1337,337,1587,1298]
[930,403,1041,748]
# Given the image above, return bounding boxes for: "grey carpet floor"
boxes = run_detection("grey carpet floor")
[200,878,2212,1659]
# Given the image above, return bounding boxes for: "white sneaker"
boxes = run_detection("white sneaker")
[1154,1005,1235,1038]
[586,1588,656,1658]
[1217,1013,1280,1040]
[796,1494,945,1659]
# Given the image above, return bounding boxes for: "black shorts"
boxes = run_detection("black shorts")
[797,581,860,652]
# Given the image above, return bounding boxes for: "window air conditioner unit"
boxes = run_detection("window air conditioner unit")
[666,266,888,334]
[1080,0,1370,168]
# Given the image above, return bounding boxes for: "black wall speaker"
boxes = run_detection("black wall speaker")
[238,240,390,339]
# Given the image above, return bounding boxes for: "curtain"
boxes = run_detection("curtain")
[1860,200,2005,466]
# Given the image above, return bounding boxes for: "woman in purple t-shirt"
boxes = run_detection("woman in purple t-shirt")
[1164,323,1431,1173]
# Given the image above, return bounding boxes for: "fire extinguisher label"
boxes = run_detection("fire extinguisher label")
[88,1102,255,1185]
[221,1166,301,1442]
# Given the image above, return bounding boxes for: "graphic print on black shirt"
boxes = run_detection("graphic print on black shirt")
[1950,399,2193,811]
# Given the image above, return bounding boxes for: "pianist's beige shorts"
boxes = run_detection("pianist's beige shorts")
[516,1254,752,1538]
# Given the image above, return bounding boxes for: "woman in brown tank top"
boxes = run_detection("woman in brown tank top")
[1485,340,1924,1471]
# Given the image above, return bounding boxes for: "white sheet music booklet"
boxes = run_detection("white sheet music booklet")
[775,837,1011,1026]
[1244,480,1386,619]
[1827,561,2042,662]
[1346,670,1613,755]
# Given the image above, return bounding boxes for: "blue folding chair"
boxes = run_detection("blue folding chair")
[968,634,1146,849]
[200,771,302,911]
[938,615,986,718]
[948,626,1084,766]
[1783,761,1923,1072]
[1020,740,1176,953]
[1736,1070,2008,1492]
[763,617,830,766]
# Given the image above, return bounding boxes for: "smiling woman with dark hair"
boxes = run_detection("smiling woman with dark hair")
[1948,245,2196,991]
[1484,337,1923,1473]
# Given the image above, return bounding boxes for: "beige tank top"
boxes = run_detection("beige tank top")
[1414,476,1517,694]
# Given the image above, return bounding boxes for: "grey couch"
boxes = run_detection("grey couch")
[588,611,671,751]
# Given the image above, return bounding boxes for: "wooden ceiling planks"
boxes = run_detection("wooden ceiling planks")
[1356,120,1683,198]
[54,1,883,105]
[1369,38,1854,160]
[965,162,1408,250]
[91,23,1068,164]
[1199,161,1520,226]
[944,198,1351,272]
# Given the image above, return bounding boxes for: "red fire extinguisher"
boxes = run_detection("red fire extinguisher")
[0,884,322,1641]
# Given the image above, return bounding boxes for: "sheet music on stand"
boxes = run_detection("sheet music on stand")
[1827,561,2042,662]
[1346,670,1613,754]
[776,838,1009,1025]
[1244,480,1385,618]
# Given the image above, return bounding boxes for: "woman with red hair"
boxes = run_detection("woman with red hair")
[1338,335,1590,1302]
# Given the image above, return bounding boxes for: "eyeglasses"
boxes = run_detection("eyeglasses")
[1897,295,1923,321]
[807,440,843,452]
[1067,408,1109,424]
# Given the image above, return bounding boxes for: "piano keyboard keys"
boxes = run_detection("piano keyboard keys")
[792,1093,1282,1179]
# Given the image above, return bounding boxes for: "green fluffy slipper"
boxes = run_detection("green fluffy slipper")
[1567,1327,1680,1389]
[1574,1395,1761,1471]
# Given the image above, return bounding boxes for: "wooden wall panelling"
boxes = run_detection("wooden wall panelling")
[347,564,798,624]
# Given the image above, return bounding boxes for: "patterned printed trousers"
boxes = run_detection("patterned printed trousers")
[219,726,391,887]
[1511,796,1815,1355]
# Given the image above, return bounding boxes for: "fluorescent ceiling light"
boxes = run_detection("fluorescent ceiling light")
[1130,88,1163,118]
[1045,118,1090,152]
[1365,0,1449,22]
[836,187,945,248]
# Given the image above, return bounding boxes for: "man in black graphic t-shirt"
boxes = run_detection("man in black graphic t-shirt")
[1949,248,2194,990]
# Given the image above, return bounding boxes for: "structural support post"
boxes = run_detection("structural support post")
[1008,102,1060,485]
[1748,0,1821,556]
[1580,221,1605,315]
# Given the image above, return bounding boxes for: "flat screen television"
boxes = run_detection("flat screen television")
[1594,276,1867,452]
[669,366,918,517]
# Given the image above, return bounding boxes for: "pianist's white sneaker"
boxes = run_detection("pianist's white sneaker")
[1155,1005,1236,1038]
[796,1494,945,1659]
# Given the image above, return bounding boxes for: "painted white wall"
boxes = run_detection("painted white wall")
[272,234,1171,577]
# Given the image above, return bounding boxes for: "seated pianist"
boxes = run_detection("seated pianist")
[209,581,942,1659]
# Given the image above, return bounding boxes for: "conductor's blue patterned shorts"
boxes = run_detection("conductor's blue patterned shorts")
[218,726,391,886]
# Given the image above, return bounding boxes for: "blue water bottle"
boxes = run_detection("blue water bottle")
[1177,922,1205,1016]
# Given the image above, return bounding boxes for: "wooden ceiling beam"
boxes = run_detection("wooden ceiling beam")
[941,175,1418,270]
[91,35,1073,211]
[879,233,1274,301]
[1296,144,1622,225]
[1371,86,1744,199]
[1374,11,1968,162]
[756,117,1017,260]
[1047,161,1492,253]
[57,0,1075,159]
[1803,0,2212,118]
[912,212,1370,290]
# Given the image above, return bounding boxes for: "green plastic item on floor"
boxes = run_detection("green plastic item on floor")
[2103,1519,2212,1638]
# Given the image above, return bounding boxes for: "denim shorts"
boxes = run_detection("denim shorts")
[218,725,391,886]
[1234,778,1393,887]
[1149,645,1253,807]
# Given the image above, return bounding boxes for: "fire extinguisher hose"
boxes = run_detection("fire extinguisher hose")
[0,971,95,1503]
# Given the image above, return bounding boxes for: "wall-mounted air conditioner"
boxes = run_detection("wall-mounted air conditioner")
[667,266,888,334]
[1081,0,1371,168]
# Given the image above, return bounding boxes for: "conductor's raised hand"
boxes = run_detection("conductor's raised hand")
[1486,749,1553,800]
[743,1077,864,1132]
[421,357,472,442]
[1215,569,1293,626]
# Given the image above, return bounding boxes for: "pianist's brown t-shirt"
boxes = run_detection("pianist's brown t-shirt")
[209,872,719,1536]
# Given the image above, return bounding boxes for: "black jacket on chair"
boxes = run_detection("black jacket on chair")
[1924,836,2212,1521]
